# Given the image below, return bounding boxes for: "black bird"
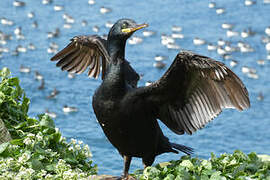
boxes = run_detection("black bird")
[51,19,250,179]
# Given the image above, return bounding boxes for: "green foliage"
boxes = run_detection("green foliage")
[134,151,270,180]
[0,67,97,179]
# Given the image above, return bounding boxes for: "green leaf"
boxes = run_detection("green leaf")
[21,94,30,114]
[45,164,56,172]
[0,142,10,154]
[164,174,175,180]
[31,159,44,170]
[0,91,5,104]
[14,122,27,129]
[210,171,222,180]
[10,139,24,146]
[39,114,55,129]
[65,157,79,165]
[201,159,212,170]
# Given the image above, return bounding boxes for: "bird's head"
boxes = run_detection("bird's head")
[108,19,148,41]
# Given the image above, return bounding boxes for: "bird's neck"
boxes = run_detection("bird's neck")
[107,37,126,62]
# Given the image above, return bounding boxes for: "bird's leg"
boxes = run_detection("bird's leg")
[122,155,132,179]
[143,163,148,169]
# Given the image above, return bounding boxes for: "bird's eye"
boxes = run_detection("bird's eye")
[122,23,128,29]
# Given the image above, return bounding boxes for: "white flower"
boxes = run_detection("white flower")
[70,138,77,144]
[18,151,31,163]
[78,140,83,145]
[25,168,34,175]
[39,169,47,176]
[45,149,52,153]
[55,128,59,133]
[83,144,89,151]
[16,166,34,179]
[5,157,14,165]
[44,174,53,179]
[27,133,35,138]
[60,136,66,142]
[63,169,76,179]
[23,137,33,145]
[84,151,92,158]
[75,144,81,151]
[68,146,74,151]
[36,132,43,141]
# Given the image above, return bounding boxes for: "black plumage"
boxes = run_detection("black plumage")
[51,19,250,179]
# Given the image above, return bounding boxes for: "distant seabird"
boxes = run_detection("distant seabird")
[47,88,60,99]
[208,2,216,8]
[13,0,25,7]
[193,37,206,45]
[45,109,57,118]
[153,61,166,69]
[154,55,167,61]
[88,0,95,5]
[38,79,45,90]
[27,12,35,19]
[142,30,156,37]
[100,6,112,14]
[92,25,100,32]
[207,43,217,51]
[1,18,14,26]
[20,65,31,73]
[171,25,182,32]
[35,71,43,81]
[221,23,234,29]
[54,5,64,11]
[171,33,184,39]
[227,30,239,37]
[62,105,78,113]
[216,8,225,14]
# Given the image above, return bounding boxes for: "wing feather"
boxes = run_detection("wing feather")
[51,35,109,79]
[130,51,250,135]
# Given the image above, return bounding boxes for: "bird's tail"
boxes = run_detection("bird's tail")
[171,143,193,155]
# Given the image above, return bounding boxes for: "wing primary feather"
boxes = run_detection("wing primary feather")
[79,55,91,74]
[61,50,82,71]
[89,50,96,69]
[178,109,193,134]
[75,53,89,74]
[183,106,196,131]
[190,95,204,128]
[196,88,211,123]
[185,103,200,130]
[51,42,76,61]
[89,53,98,77]
[58,49,81,69]
[193,91,207,122]
[68,52,87,73]
[93,55,101,78]
[188,99,201,129]
[171,109,187,134]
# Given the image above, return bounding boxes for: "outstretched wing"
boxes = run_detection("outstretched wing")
[131,51,250,135]
[51,35,109,79]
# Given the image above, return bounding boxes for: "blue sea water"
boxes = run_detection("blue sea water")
[0,0,270,175]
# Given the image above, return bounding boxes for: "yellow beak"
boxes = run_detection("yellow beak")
[122,23,148,33]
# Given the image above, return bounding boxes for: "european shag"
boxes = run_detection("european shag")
[51,19,250,179]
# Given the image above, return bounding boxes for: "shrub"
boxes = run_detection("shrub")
[134,150,270,180]
[0,67,97,179]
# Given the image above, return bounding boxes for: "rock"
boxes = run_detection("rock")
[0,119,12,144]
